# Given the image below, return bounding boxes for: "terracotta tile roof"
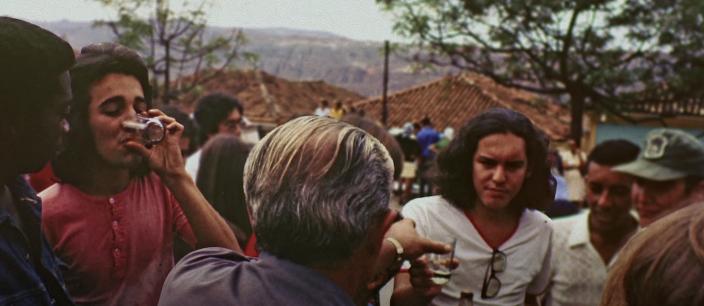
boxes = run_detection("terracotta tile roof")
[352,73,570,140]
[177,70,364,124]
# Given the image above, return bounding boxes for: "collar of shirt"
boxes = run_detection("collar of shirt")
[0,177,41,225]
[567,211,591,248]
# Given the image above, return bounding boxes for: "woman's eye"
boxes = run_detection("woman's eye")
[100,103,122,116]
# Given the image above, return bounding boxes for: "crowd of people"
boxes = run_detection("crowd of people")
[2,16,704,306]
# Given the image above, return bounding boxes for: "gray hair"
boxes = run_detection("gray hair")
[244,116,393,265]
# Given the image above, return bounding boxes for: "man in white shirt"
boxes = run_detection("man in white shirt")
[546,139,640,306]
[185,93,244,179]
[314,99,331,117]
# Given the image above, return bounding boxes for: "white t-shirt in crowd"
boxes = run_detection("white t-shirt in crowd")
[185,149,201,181]
[402,196,553,306]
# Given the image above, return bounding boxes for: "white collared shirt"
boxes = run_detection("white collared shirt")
[402,196,553,306]
[545,211,618,306]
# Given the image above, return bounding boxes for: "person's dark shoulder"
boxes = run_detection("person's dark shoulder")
[159,248,252,305]
[175,247,250,271]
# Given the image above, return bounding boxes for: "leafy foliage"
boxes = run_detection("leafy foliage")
[93,0,257,105]
[379,0,704,142]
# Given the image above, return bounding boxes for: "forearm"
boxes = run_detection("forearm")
[376,239,397,273]
[163,171,240,252]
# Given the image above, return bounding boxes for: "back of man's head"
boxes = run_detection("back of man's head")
[194,93,243,143]
[0,17,74,120]
[244,116,393,266]
[0,17,74,176]
[420,116,432,127]
[588,139,640,167]
[342,114,404,180]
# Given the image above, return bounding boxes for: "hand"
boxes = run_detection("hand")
[408,255,460,297]
[407,256,444,298]
[385,219,452,260]
[124,109,186,179]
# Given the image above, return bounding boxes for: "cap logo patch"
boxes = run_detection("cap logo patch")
[643,133,668,159]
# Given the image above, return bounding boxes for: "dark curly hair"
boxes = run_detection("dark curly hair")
[434,108,552,211]
[53,43,153,185]
[193,93,244,146]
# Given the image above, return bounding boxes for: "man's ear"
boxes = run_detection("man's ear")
[380,210,399,235]
[678,179,704,208]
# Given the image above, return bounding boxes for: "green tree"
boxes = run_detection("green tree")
[378,0,704,144]
[94,0,256,105]
[615,0,704,107]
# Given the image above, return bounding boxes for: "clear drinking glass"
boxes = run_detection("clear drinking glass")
[122,115,165,145]
[428,238,457,285]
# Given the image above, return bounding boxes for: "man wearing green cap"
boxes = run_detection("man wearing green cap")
[614,128,704,227]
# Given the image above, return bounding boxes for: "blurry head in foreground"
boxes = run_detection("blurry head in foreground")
[601,202,704,306]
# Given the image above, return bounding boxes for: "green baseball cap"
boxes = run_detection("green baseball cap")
[613,128,704,181]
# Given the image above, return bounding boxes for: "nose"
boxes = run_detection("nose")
[492,166,506,183]
[123,107,139,122]
[121,109,141,134]
[127,108,139,121]
[597,190,611,208]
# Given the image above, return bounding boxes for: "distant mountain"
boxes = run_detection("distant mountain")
[38,20,453,97]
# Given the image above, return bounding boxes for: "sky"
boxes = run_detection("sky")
[2,0,402,42]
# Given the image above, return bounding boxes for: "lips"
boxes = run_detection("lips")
[485,188,507,197]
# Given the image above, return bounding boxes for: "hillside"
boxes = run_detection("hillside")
[39,20,454,97]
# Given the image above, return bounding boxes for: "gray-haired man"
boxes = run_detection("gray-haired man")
[614,128,704,227]
[158,116,451,306]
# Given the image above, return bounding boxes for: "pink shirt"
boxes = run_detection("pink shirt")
[40,173,196,306]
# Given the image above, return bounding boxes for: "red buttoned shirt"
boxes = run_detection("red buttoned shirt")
[40,173,196,306]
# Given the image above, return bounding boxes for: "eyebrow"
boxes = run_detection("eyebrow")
[477,155,525,161]
[99,95,146,107]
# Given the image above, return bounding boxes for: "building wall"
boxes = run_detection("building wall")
[587,113,704,149]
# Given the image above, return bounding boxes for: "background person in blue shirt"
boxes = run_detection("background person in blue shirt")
[0,16,75,306]
[416,116,440,196]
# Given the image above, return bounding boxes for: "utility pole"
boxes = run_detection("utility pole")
[382,40,389,126]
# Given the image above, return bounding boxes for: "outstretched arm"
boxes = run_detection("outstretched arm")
[369,217,452,306]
